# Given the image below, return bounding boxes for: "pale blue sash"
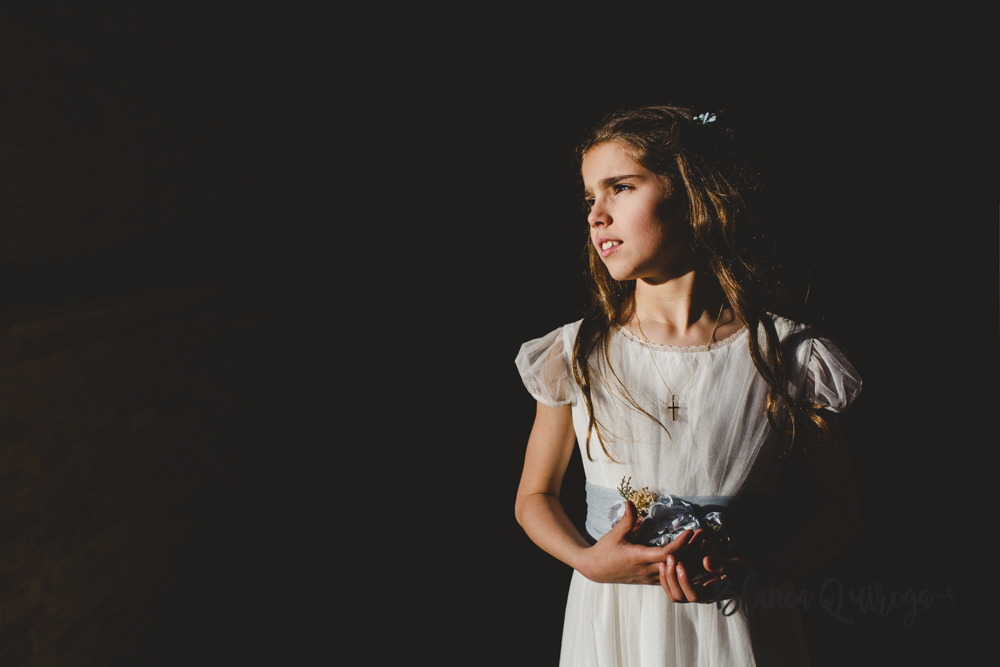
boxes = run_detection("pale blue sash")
[584,480,774,556]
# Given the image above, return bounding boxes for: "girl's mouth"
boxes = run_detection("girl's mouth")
[599,240,622,258]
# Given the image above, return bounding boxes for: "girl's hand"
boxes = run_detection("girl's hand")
[577,500,694,585]
[658,531,756,603]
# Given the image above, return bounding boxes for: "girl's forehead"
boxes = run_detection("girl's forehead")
[583,142,637,168]
[582,142,648,185]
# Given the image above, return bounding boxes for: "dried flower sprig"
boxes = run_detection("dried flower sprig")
[617,476,658,515]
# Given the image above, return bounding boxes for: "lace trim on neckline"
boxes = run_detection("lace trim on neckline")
[615,324,747,352]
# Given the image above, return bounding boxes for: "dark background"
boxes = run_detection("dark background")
[0,3,334,665]
[406,4,995,667]
[0,2,993,666]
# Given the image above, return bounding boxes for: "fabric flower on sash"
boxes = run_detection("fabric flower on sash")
[609,477,733,553]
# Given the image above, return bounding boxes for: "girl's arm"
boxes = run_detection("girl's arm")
[660,413,860,602]
[515,401,692,585]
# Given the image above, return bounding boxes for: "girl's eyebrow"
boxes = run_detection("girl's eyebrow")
[583,174,645,196]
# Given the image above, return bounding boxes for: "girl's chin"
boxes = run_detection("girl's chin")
[601,263,633,282]
[606,268,640,282]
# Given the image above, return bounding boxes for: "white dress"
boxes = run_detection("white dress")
[515,316,861,667]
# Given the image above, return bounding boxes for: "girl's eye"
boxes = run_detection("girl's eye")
[613,184,633,194]
[584,198,595,209]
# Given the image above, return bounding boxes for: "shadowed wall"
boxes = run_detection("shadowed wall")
[0,5,328,665]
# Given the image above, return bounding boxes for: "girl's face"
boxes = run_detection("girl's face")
[582,142,693,283]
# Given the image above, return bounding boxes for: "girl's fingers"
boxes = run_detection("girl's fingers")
[691,530,712,556]
[676,562,698,602]
[658,561,671,596]
[662,558,677,601]
[677,562,717,603]
[612,501,637,540]
[704,556,724,574]
[663,555,683,602]
[659,530,692,558]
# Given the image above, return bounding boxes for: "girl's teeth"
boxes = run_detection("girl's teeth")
[601,241,620,250]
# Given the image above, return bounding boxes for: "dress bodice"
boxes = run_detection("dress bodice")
[515,316,861,498]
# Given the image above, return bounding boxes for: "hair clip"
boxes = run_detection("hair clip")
[693,111,735,139]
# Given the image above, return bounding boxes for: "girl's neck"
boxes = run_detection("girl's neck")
[627,269,737,347]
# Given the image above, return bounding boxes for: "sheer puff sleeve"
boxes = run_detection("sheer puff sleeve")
[803,334,862,413]
[515,326,576,407]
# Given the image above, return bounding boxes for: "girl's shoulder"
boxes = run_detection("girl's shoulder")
[767,314,845,353]
[518,319,584,355]
[515,319,583,407]
[768,313,837,361]
[768,314,862,410]
[769,313,808,339]
[768,314,840,350]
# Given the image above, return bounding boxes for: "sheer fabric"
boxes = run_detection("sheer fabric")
[515,316,861,667]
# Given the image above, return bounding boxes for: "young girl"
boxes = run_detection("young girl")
[514,106,861,666]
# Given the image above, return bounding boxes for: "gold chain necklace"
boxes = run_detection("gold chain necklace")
[633,304,726,421]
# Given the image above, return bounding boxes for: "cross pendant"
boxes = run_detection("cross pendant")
[666,394,680,421]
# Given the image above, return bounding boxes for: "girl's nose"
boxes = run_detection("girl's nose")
[588,201,609,228]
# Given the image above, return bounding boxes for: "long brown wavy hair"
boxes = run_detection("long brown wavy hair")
[572,105,830,461]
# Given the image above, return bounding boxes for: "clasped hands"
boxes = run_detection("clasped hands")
[578,500,754,604]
